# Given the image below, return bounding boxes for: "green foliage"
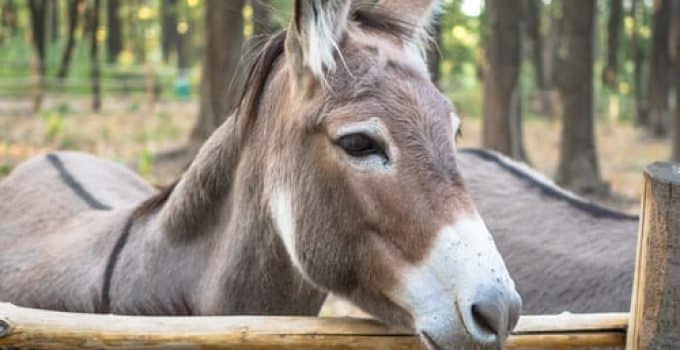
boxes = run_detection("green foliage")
[0,162,11,176]
[137,147,154,178]
[56,102,71,115]
[42,111,66,141]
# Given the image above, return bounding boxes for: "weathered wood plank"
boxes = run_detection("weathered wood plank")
[0,303,627,349]
[627,162,680,349]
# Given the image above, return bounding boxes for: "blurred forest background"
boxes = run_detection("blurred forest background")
[0,0,679,213]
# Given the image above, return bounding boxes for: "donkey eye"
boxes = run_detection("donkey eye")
[335,134,383,158]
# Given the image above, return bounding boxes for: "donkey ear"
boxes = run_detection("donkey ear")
[285,0,352,86]
[377,0,442,44]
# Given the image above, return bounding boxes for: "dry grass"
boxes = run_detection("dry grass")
[0,97,194,183]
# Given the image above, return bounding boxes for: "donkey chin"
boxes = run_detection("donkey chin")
[387,215,522,350]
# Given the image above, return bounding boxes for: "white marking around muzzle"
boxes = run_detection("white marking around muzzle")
[389,213,516,346]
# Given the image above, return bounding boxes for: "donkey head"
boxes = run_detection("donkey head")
[244,1,522,348]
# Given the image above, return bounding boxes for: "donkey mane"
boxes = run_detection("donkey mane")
[136,4,413,218]
[459,148,638,221]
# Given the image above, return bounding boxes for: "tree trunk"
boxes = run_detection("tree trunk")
[532,0,562,118]
[482,0,527,162]
[161,0,177,63]
[28,0,47,112]
[189,0,245,146]
[90,0,101,111]
[252,0,271,35]
[127,1,144,63]
[177,18,189,70]
[426,16,441,86]
[555,0,607,194]
[57,0,81,80]
[544,1,564,89]
[524,0,543,88]
[1,0,18,37]
[106,0,121,63]
[47,0,59,43]
[671,1,680,162]
[632,0,648,126]
[602,0,622,88]
[646,0,672,137]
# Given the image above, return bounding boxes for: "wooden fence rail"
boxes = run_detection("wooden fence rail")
[0,303,627,349]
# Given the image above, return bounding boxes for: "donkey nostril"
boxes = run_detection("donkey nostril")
[471,301,503,336]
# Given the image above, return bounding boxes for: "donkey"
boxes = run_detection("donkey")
[458,149,638,314]
[0,1,521,349]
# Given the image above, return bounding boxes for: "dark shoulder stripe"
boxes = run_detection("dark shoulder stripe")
[100,215,134,314]
[46,153,111,210]
[459,148,639,221]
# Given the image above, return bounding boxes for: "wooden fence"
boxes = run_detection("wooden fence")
[0,162,678,349]
[0,305,628,349]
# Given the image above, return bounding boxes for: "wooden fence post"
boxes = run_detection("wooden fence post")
[627,162,680,349]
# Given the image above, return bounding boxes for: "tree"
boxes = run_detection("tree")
[532,0,563,118]
[161,0,178,63]
[127,1,145,62]
[189,0,245,147]
[555,0,606,193]
[671,2,680,161]
[543,1,565,90]
[646,0,672,137]
[176,9,190,70]
[47,0,59,43]
[90,0,101,111]
[482,0,527,161]
[631,0,647,126]
[57,0,82,80]
[106,0,122,63]
[525,0,543,88]
[28,0,48,112]
[251,0,271,35]
[1,0,18,37]
[602,0,622,88]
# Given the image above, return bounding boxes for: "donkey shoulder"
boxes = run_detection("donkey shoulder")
[0,151,154,222]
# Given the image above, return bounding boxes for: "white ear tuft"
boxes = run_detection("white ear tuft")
[378,0,444,48]
[286,0,352,84]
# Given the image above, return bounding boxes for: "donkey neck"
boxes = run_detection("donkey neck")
[158,117,240,240]
[141,116,326,316]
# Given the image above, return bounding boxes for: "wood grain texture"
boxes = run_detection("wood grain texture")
[0,303,628,349]
[627,162,680,349]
